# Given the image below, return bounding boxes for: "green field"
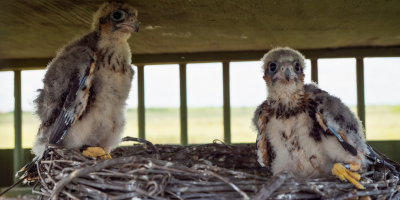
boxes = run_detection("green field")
[0,106,399,149]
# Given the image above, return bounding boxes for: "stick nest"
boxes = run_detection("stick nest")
[30,137,400,200]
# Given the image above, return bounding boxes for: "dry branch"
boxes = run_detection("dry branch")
[252,173,288,200]
[24,137,400,200]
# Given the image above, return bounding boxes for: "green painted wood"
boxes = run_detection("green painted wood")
[0,149,14,187]
[13,70,23,184]
[311,59,318,84]
[356,58,366,131]
[0,149,37,187]
[222,62,231,144]
[2,47,400,71]
[137,65,145,139]
[0,187,34,197]
[368,140,400,163]
[179,64,188,146]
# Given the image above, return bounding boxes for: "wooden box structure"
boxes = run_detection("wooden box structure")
[0,0,400,193]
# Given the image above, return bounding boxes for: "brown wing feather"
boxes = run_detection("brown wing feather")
[256,101,275,168]
[48,60,96,145]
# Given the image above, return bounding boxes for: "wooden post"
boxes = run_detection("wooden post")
[13,70,23,183]
[222,62,231,144]
[137,65,145,139]
[311,59,318,84]
[179,64,188,146]
[356,58,366,132]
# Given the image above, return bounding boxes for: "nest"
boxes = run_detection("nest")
[30,137,400,200]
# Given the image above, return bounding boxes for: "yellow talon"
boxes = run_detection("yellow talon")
[332,163,364,190]
[82,147,112,159]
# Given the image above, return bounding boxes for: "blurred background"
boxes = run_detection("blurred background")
[1,58,399,149]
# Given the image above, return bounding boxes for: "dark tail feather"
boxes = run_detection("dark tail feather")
[42,145,50,161]
[327,126,358,156]
[16,154,40,176]
[0,155,40,197]
[366,144,400,176]
[24,146,50,178]
[340,140,358,156]
[19,155,40,182]
[1,146,50,197]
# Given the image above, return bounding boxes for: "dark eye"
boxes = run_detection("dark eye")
[111,10,125,21]
[294,61,301,72]
[269,62,277,73]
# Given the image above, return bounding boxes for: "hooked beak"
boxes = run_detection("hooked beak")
[284,68,291,81]
[117,21,139,32]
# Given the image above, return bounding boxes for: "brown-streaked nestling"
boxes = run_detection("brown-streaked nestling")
[254,47,398,189]
[31,2,139,160]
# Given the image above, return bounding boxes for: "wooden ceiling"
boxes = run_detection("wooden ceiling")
[0,0,400,59]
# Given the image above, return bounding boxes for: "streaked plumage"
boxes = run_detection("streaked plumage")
[253,47,397,189]
[32,2,139,157]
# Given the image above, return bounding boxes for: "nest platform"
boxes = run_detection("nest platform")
[29,137,400,200]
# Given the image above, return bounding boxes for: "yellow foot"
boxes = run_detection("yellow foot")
[332,163,364,190]
[82,147,112,159]
[360,196,371,200]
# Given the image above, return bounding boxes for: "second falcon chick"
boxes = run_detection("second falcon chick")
[32,2,139,159]
[254,47,398,189]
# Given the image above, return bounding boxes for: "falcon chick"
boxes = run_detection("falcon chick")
[32,2,139,159]
[254,47,397,189]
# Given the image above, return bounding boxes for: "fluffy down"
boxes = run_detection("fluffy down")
[32,2,137,156]
[253,47,369,180]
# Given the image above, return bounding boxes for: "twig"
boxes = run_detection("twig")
[66,183,109,199]
[27,143,399,200]
[213,139,233,149]
[166,190,185,200]
[0,177,25,197]
[161,143,210,160]
[271,192,320,199]
[111,192,143,200]
[50,156,141,199]
[122,136,161,159]
[202,170,250,200]
[61,190,79,200]
[193,164,270,181]
[252,173,287,200]
[333,188,396,200]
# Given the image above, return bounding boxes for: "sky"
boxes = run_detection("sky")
[0,58,399,113]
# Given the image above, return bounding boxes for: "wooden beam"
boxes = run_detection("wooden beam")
[131,46,400,65]
[303,46,400,59]
[179,64,188,146]
[2,46,400,71]
[356,58,366,132]
[0,59,50,71]
[13,70,23,184]
[222,62,231,144]
[137,65,145,139]
[310,59,318,84]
